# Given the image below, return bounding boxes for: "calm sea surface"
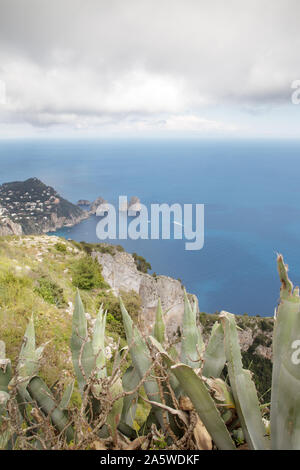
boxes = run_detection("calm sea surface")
[1,138,300,316]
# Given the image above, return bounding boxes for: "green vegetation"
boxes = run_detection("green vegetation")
[0,235,142,387]
[34,277,66,307]
[71,256,109,290]
[132,252,151,273]
[242,351,272,403]
[54,242,67,253]
[79,241,124,256]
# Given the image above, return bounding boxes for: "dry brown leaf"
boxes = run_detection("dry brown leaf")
[193,417,212,450]
[179,396,194,411]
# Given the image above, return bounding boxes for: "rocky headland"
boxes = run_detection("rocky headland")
[0,177,89,236]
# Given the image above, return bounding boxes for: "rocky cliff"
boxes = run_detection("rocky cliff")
[92,248,196,338]
[0,178,89,235]
[0,206,23,236]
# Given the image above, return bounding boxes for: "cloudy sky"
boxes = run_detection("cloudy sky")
[0,0,300,138]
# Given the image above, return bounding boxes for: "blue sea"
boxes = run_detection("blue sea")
[1,138,300,317]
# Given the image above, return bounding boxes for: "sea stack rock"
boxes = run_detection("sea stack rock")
[119,196,141,214]
[90,197,108,214]
[77,200,91,206]
[128,196,141,215]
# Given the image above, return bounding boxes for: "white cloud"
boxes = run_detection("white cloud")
[0,0,299,136]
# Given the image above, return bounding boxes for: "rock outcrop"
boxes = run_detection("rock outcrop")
[90,197,108,214]
[77,200,91,206]
[92,249,198,338]
[128,196,141,215]
[0,206,22,236]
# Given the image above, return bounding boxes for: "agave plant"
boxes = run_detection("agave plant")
[0,254,300,450]
[120,255,300,450]
[0,315,75,449]
[70,290,124,439]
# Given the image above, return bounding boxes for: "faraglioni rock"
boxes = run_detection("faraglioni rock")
[90,196,108,214]
[77,199,91,206]
[0,177,89,235]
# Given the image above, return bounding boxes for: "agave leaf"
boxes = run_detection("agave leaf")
[117,421,138,439]
[202,322,226,378]
[0,341,12,393]
[92,305,107,379]
[270,255,300,449]
[150,336,182,397]
[71,291,95,394]
[17,315,37,378]
[153,298,166,345]
[27,376,74,443]
[171,364,235,449]
[121,366,139,427]
[120,298,164,429]
[59,380,75,410]
[220,311,268,450]
[180,290,204,368]
[0,390,9,420]
[112,346,128,373]
[149,336,235,450]
[0,427,11,450]
[16,316,45,402]
[106,377,124,438]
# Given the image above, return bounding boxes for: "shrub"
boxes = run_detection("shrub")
[54,242,67,253]
[71,256,108,290]
[34,277,66,307]
[260,319,273,332]
[132,253,151,273]
[78,241,124,256]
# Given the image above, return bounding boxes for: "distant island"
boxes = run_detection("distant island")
[0,177,142,237]
[0,177,89,236]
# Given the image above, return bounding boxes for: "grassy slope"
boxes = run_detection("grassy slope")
[0,235,92,385]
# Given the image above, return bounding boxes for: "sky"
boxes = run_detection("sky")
[0,0,300,139]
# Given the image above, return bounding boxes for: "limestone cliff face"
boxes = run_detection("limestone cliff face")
[92,250,198,338]
[0,207,22,236]
[0,218,22,236]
